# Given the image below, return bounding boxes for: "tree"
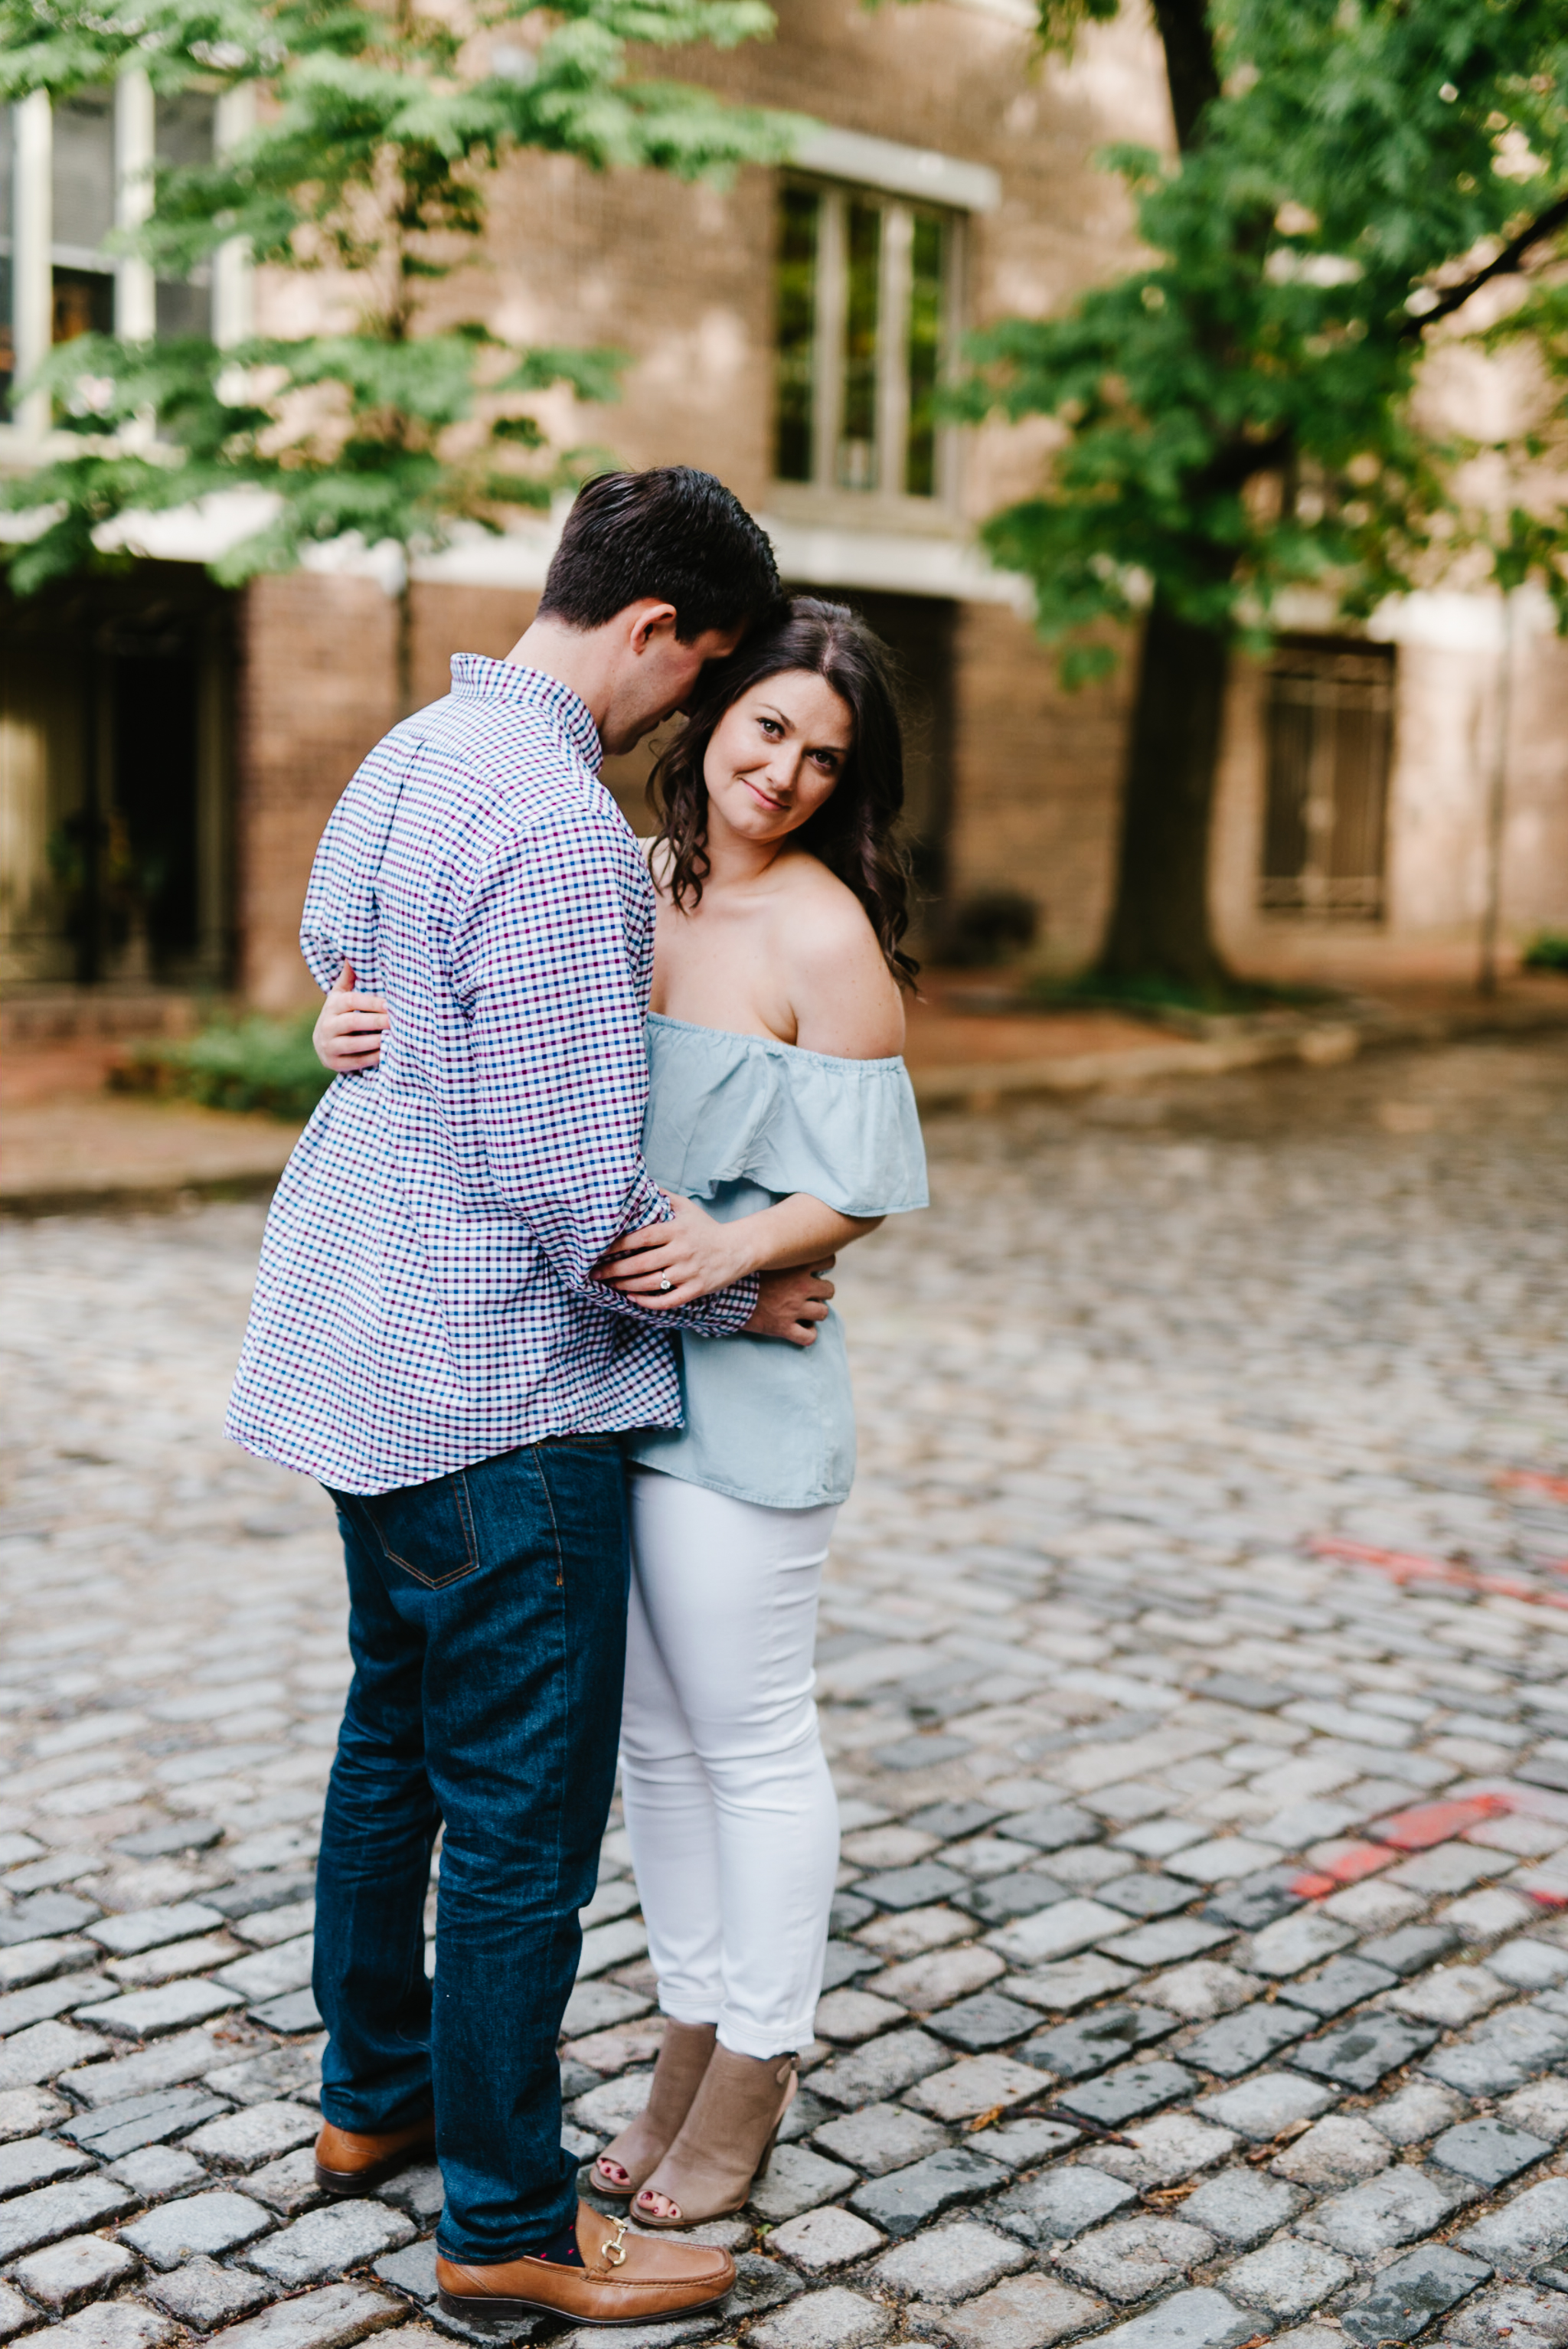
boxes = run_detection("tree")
[960,0,1568,996]
[0,0,793,711]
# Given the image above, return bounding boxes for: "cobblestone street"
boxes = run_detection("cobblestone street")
[3,1033,1568,2349]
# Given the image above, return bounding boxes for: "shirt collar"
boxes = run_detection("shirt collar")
[449,654,603,777]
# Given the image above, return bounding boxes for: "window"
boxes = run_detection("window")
[773,178,955,505]
[51,88,116,345]
[1260,639,1394,921]
[1,78,223,425]
[153,92,217,338]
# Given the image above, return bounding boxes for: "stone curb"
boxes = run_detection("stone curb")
[910,993,1568,1109]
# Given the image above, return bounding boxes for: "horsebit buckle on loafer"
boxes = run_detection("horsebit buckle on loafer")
[603,2220,629,2268]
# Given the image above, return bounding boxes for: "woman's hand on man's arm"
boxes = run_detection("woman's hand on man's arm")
[590,1191,878,1312]
[314,963,390,1073]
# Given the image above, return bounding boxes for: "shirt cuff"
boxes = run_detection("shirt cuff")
[674,1270,761,1335]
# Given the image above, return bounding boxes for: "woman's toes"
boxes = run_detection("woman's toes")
[597,2161,629,2185]
[636,2191,679,2220]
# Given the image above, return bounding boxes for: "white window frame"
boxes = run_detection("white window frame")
[2,76,251,452]
[771,156,981,532]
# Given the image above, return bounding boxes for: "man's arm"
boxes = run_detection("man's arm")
[452,825,756,1335]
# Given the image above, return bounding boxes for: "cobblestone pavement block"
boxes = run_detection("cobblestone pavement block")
[906,2056,1041,2122]
[746,2285,894,2349]
[808,2029,948,2109]
[1442,2285,1568,2348]
[1458,2174,1568,2272]
[1219,2231,1357,2318]
[64,2086,229,2157]
[724,2251,806,2315]
[1056,2215,1217,2302]
[1054,2057,1196,2126]
[1337,2241,1494,2344]
[0,2086,70,2140]
[0,2132,93,2194]
[44,2305,178,2349]
[119,2187,276,2269]
[0,2284,34,2343]
[243,2197,416,2285]
[1194,2072,1338,2139]
[986,2165,1137,2245]
[809,2103,949,2179]
[1269,2113,1393,2186]
[1300,2162,1472,2255]
[0,2022,109,2088]
[188,2280,406,2349]
[1082,2285,1260,2347]
[60,2026,230,2106]
[1180,2164,1304,2244]
[769,2207,887,2271]
[372,2238,439,2301]
[1073,2113,1237,2188]
[1020,2006,1175,2079]
[910,2273,1107,2349]
[9,2232,138,2312]
[1138,1963,1260,2021]
[181,2099,321,2170]
[747,2145,858,2223]
[142,2254,279,2328]
[1431,2112,1554,2185]
[0,2173,136,2261]
[1366,2078,1466,2143]
[849,2149,1009,2237]
[243,2145,330,2216]
[106,2145,209,2197]
[1274,1955,1397,2017]
[868,2220,1027,2301]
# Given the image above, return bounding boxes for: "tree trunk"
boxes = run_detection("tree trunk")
[1097,587,1233,992]
[395,572,414,720]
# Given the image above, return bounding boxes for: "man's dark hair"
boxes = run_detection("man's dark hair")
[537,467,781,642]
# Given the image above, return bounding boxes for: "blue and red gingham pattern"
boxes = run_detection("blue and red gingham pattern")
[227,655,757,1496]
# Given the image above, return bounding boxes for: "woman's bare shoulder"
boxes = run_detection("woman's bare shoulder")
[776,857,906,1058]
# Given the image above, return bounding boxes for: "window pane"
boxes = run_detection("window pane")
[53,267,114,344]
[774,185,818,484]
[0,106,14,410]
[838,198,880,492]
[905,210,944,498]
[53,89,115,251]
[155,94,216,340]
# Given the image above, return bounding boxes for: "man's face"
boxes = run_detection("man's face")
[599,616,743,757]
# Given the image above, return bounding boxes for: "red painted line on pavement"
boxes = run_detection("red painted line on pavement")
[1309,1537,1568,1614]
[1498,1470,1568,1504]
[1370,1796,1512,1851]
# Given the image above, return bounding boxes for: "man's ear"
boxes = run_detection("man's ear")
[627,600,681,654]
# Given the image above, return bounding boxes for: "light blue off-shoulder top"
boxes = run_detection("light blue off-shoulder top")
[623,1014,929,1509]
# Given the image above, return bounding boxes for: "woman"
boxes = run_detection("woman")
[314,596,927,2228]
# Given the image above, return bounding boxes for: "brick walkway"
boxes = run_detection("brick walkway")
[2,1034,1566,2349]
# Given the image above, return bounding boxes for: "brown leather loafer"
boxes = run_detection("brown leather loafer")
[314,2115,436,2197]
[436,2201,735,2328]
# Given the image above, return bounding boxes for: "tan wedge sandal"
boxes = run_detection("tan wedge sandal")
[591,2020,717,2201]
[633,2047,797,2228]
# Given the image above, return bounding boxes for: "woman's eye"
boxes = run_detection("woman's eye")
[758,717,782,737]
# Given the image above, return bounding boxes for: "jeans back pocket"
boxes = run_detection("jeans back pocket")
[354,1471,479,1589]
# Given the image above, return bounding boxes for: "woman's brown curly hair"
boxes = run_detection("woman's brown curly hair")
[645,595,917,985]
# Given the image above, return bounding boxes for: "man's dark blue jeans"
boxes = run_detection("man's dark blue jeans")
[316,1438,629,2266]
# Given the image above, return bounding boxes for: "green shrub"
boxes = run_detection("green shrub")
[113,1013,331,1120]
[1522,930,1568,974]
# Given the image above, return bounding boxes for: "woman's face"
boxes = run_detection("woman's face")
[701,668,854,847]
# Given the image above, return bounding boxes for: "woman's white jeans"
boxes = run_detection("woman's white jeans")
[619,1466,840,2059]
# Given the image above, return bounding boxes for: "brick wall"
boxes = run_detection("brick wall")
[236,576,541,1010]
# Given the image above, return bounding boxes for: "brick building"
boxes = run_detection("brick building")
[2,0,1566,1017]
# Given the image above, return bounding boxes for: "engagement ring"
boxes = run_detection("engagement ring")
[659,1276,671,1292]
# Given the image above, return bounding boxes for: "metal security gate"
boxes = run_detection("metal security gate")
[1260,639,1394,920]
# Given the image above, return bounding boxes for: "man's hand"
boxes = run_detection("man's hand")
[743,1260,836,1348]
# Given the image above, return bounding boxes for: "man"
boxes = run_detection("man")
[227,469,819,2326]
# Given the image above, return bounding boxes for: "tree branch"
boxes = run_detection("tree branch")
[1403,191,1568,338]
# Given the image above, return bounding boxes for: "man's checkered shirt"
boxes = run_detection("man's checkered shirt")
[227,655,757,1495]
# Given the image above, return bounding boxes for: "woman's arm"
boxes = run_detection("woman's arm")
[592,1191,880,1308]
[314,965,389,1071]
